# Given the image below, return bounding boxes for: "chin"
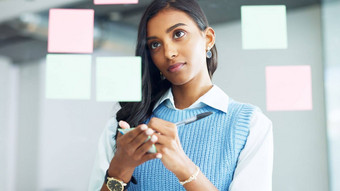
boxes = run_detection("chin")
[168,77,191,86]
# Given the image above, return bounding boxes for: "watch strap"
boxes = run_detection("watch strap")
[104,170,137,189]
[104,170,126,185]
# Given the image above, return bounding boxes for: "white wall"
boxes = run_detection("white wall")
[0,56,11,191]
[0,56,19,191]
[15,60,42,190]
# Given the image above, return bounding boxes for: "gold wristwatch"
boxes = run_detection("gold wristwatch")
[105,170,127,191]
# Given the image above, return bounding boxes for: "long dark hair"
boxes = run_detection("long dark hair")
[115,0,218,138]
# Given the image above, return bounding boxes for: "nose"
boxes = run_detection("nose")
[164,42,178,60]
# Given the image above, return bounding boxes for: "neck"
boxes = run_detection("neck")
[171,74,213,110]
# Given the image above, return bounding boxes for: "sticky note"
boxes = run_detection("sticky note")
[241,5,287,49]
[94,0,138,5]
[96,57,141,102]
[266,65,313,111]
[45,54,91,100]
[48,9,94,53]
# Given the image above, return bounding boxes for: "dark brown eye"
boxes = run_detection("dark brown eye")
[150,41,161,50]
[174,30,185,39]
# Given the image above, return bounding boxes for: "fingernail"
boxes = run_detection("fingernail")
[150,135,158,142]
[156,153,162,159]
[146,128,154,136]
[118,121,124,127]
[119,121,129,128]
[140,125,147,130]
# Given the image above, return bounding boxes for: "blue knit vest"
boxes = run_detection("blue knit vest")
[128,99,255,191]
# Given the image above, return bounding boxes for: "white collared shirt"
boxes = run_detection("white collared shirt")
[88,85,273,191]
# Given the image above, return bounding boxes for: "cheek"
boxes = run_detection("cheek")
[151,53,165,71]
[188,39,206,65]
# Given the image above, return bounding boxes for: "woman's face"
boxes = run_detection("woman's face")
[146,8,214,86]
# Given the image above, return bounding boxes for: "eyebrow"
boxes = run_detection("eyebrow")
[146,23,187,41]
[166,23,186,33]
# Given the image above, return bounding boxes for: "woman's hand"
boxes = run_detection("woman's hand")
[148,117,197,181]
[107,120,160,183]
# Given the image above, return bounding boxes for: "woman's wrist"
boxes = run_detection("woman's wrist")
[108,158,135,183]
[174,160,197,182]
[179,165,200,185]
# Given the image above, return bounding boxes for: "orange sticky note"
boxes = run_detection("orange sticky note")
[48,9,94,53]
[94,0,138,5]
[266,65,313,111]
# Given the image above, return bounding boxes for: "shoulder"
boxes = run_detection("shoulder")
[226,99,273,152]
[228,99,257,110]
[227,99,272,132]
[248,107,273,137]
[227,99,258,120]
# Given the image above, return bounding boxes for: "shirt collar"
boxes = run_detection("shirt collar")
[152,85,229,113]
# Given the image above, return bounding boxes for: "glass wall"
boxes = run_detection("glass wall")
[1,0,338,190]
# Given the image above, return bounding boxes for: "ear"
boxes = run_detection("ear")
[205,27,215,51]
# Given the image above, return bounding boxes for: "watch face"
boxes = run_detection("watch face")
[108,179,123,191]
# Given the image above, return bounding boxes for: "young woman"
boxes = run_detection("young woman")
[89,0,273,190]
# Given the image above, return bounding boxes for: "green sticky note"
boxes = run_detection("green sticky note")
[96,57,141,102]
[45,54,91,100]
[241,5,288,49]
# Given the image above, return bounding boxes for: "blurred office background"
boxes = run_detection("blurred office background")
[0,0,339,190]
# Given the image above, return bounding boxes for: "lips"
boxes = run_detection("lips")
[167,62,185,73]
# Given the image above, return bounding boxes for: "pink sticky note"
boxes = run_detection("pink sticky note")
[94,0,138,5]
[48,9,94,53]
[266,65,313,111]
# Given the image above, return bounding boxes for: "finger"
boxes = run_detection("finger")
[154,144,167,156]
[140,152,162,163]
[117,124,147,144]
[118,120,130,129]
[128,127,155,151]
[117,120,131,139]
[135,134,158,157]
[152,133,170,145]
[148,117,176,136]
